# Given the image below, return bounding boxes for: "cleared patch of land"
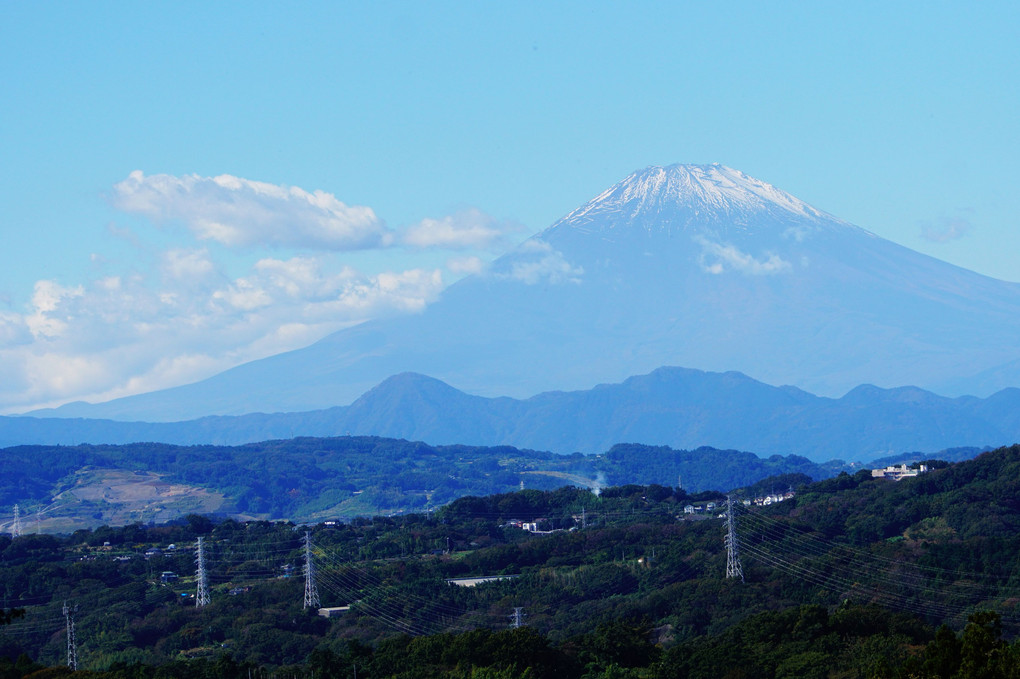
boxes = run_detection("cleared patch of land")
[19,468,227,533]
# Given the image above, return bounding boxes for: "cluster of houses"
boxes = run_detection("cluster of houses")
[680,491,795,516]
[502,519,558,534]
[144,543,179,559]
[682,501,719,515]
[744,491,796,507]
[502,493,801,531]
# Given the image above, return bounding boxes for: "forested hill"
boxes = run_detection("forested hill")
[3,446,1020,678]
[0,437,846,531]
[789,441,1020,544]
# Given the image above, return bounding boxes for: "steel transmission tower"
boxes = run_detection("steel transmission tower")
[63,601,78,671]
[724,496,744,582]
[303,531,320,610]
[195,537,210,607]
[509,607,526,629]
[12,504,22,538]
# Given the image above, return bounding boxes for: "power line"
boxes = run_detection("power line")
[732,502,1018,625]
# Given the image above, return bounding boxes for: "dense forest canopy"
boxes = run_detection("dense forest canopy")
[0,437,849,529]
[1,445,1020,677]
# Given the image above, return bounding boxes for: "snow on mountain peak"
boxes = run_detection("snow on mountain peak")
[553,163,838,237]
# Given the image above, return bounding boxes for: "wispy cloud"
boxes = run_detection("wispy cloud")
[111,171,393,250]
[498,239,584,285]
[403,208,524,250]
[0,311,31,347]
[445,256,487,276]
[695,237,791,275]
[920,215,973,243]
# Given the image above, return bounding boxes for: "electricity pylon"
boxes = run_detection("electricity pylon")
[724,496,744,582]
[63,601,78,670]
[509,607,526,629]
[195,537,210,607]
[303,531,320,610]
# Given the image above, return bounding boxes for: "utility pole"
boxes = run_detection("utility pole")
[724,496,744,582]
[195,537,210,607]
[12,505,21,538]
[63,601,78,671]
[509,607,526,629]
[303,531,320,610]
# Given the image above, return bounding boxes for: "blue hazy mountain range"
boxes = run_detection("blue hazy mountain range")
[30,164,1020,422]
[6,367,1020,462]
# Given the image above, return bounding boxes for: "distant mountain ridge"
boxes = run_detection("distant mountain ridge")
[7,367,1020,462]
[28,164,1020,422]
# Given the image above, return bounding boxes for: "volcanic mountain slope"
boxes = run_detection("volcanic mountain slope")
[39,164,1020,421]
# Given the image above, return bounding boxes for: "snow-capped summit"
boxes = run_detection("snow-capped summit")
[554,163,838,239]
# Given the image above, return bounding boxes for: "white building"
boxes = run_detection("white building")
[871,464,929,481]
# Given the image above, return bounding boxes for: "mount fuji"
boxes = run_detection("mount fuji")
[36,164,1020,422]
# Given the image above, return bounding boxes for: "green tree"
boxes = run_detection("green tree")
[956,611,1005,679]
[0,608,25,626]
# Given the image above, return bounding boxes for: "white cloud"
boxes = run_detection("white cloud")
[161,248,218,283]
[498,239,584,285]
[402,208,524,250]
[212,277,274,311]
[695,237,791,275]
[0,311,32,347]
[0,256,445,414]
[111,171,523,260]
[25,280,84,339]
[921,215,973,243]
[111,170,392,250]
[1,170,523,413]
[782,225,811,243]
[251,256,357,300]
[446,256,486,275]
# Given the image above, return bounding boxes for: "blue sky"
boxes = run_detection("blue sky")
[1,2,1018,413]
